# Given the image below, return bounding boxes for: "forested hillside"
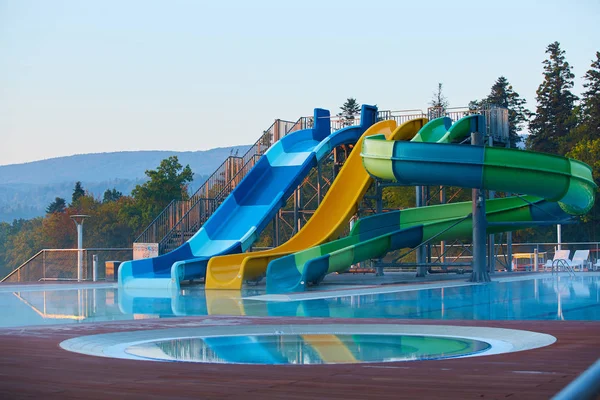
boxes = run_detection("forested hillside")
[0,146,249,222]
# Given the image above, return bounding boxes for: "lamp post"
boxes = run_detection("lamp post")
[70,215,90,282]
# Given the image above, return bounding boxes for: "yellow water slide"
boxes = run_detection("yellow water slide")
[205,118,428,289]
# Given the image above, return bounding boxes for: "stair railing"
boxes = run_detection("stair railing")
[134,118,297,246]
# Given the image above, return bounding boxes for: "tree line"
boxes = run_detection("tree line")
[1,41,598,278]
[337,41,600,243]
[0,156,193,277]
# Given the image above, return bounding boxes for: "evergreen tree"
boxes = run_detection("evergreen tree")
[71,181,85,206]
[102,188,123,203]
[46,197,67,214]
[339,98,360,124]
[565,138,600,241]
[429,83,449,119]
[580,51,600,139]
[527,41,578,154]
[483,76,530,147]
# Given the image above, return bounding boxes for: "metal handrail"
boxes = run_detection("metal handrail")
[134,118,298,245]
[552,358,600,400]
[158,154,262,253]
[1,249,45,282]
[551,259,576,276]
[156,111,312,253]
[1,248,133,282]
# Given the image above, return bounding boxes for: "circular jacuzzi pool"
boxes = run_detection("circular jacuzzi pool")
[60,324,556,364]
[124,334,491,364]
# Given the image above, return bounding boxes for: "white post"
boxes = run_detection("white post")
[534,248,539,272]
[70,215,90,282]
[557,224,562,250]
[92,254,98,282]
[77,223,83,281]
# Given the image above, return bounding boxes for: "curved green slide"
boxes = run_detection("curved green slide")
[265,115,596,294]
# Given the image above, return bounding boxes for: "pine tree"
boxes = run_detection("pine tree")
[46,197,67,214]
[581,51,600,139]
[483,76,530,147]
[339,98,360,124]
[429,83,449,119]
[102,188,123,203]
[527,41,578,154]
[71,181,85,206]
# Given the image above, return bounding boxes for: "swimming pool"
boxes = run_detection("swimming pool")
[1,274,599,328]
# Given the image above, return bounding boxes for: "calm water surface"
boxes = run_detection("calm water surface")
[1,275,598,328]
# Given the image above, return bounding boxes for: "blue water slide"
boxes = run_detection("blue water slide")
[118,105,378,290]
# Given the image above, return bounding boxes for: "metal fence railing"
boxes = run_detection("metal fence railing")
[1,248,133,283]
[372,242,600,273]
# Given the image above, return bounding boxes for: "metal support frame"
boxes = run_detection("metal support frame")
[488,135,496,275]
[272,146,341,247]
[415,185,427,277]
[440,186,446,266]
[375,181,384,276]
[505,137,513,271]
[469,132,490,283]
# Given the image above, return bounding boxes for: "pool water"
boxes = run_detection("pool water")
[1,274,599,328]
[124,334,492,364]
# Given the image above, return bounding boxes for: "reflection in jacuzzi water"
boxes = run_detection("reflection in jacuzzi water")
[125,334,492,364]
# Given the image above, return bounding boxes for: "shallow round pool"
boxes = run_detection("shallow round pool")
[59,324,557,364]
[124,333,491,364]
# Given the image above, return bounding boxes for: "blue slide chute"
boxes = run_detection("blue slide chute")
[119,105,378,290]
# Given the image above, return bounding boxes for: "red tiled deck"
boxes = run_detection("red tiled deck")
[1,317,599,399]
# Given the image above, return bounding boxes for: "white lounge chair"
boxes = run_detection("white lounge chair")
[593,259,600,271]
[567,250,590,271]
[544,249,571,271]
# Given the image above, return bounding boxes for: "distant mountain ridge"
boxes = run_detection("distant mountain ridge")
[0,147,250,184]
[0,146,250,222]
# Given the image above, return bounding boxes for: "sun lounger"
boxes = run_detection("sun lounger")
[567,250,590,271]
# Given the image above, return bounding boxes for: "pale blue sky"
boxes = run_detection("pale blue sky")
[1,0,599,166]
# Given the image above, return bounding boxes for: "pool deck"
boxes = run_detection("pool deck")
[1,316,599,399]
[1,273,599,399]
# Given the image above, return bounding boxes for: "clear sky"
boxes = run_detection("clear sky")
[1,0,599,166]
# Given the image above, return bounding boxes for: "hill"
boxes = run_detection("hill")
[0,146,250,222]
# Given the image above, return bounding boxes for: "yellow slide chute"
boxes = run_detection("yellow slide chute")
[205,118,427,290]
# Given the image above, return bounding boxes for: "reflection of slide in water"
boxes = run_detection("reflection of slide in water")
[119,106,378,291]
[128,333,490,364]
[266,115,597,293]
[205,117,428,290]
[300,334,357,363]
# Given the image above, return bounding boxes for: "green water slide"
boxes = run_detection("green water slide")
[265,115,596,294]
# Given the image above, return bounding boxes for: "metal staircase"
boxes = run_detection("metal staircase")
[134,116,311,254]
[134,106,509,255]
